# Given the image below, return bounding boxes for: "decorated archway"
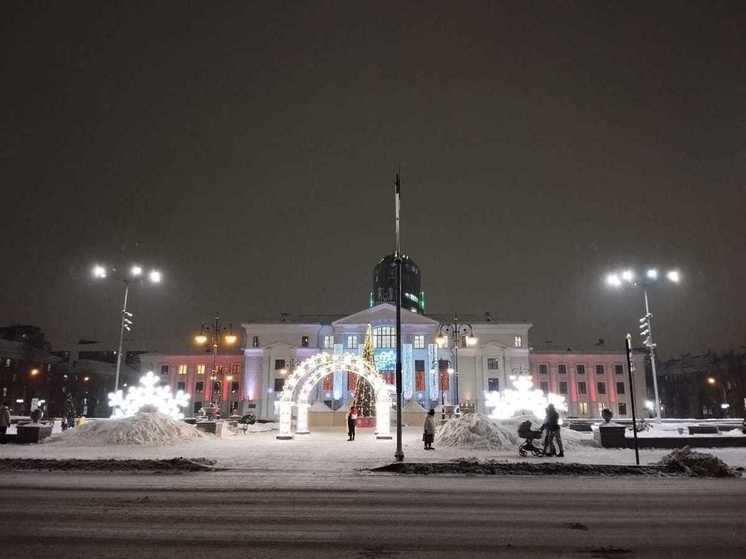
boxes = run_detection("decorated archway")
[276,352,392,440]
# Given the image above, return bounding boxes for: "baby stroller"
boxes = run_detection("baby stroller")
[518,420,545,457]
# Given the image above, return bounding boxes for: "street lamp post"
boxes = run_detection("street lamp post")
[194,314,238,417]
[92,264,162,392]
[605,267,680,421]
[435,315,478,420]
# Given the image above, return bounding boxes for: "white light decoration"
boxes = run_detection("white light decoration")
[275,352,392,439]
[108,371,190,420]
[485,375,567,420]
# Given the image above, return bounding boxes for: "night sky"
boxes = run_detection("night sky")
[2,1,745,358]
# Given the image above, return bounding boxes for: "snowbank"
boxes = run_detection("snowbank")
[243,422,278,433]
[436,413,522,450]
[436,413,589,450]
[657,447,736,477]
[45,411,204,447]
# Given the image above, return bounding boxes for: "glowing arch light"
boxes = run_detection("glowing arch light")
[484,375,567,420]
[108,371,190,420]
[276,353,392,440]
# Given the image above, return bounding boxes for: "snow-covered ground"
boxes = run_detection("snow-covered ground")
[3,424,746,471]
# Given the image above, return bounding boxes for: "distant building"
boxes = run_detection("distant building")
[0,325,57,415]
[139,351,244,416]
[657,351,746,418]
[529,348,647,419]
[370,254,424,313]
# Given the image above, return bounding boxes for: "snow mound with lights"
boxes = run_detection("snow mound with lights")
[46,411,203,447]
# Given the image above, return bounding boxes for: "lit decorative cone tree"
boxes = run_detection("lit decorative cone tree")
[354,325,376,418]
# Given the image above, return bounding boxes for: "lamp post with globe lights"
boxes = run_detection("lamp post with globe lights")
[91,263,162,392]
[605,267,681,421]
[194,314,238,416]
[435,315,478,420]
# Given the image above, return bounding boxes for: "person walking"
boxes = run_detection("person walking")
[542,403,564,457]
[423,408,436,450]
[0,401,10,443]
[347,406,358,441]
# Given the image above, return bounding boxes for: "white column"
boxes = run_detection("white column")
[296,403,310,434]
[276,401,293,439]
[375,395,392,439]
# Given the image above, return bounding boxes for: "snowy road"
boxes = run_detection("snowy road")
[1,470,745,558]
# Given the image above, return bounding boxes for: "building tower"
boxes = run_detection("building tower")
[370,254,425,313]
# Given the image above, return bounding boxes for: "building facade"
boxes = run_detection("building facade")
[529,349,647,419]
[241,304,532,419]
[139,352,244,416]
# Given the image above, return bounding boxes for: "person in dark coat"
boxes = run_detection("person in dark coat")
[0,401,10,443]
[347,406,358,441]
[423,409,436,450]
[542,403,564,457]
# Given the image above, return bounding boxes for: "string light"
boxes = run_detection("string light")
[108,371,190,420]
[484,375,567,420]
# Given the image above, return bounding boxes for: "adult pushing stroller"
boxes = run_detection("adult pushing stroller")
[518,420,545,457]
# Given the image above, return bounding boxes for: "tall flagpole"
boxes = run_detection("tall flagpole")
[394,172,404,462]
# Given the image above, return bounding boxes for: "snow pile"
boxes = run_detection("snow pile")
[436,413,521,450]
[657,447,735,477]
[243,422,278,433]
[436,413,589,451]
[45,411,204,447]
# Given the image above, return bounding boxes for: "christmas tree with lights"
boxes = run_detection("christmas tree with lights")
[354,325,376,417]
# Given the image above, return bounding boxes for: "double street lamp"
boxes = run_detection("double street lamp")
[92,263,162,391]
[194,314,238,415]
[605,267,681,421]
[435,315,478,420]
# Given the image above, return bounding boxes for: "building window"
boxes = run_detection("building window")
[213,381,221,393]
[274,378,285,392]
[559,381,568,395]
[275,359,286,370]
[301,336,309,347]
[615,364,624,376]
[415,360,425,372]
[231,363,240,374]
[577,381,587,395]
[195,381,204,392]
[514,335,523,348]
[540,381,549,393]
[193,401,202,414]
[347,335,358,349]
[487,358,500,370]
[177,381,186,392]
[252,336,259,348]
[488,378,500,391]
[596,365,605,375]
[579,402,588,415]
[160,365,169,375]
[415,371,425,391]
[373,327,396,348]
[558,364,567,375]
[538,364,548,375]
[616,382,625,395]
[177,364,187,375]
[576,364,585,375]
[413,335,425,349]
[597,382,606,395]
[196,364,205,375]
[618,402,627,415]
[231,381,239,393]
[323,335,334,349]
